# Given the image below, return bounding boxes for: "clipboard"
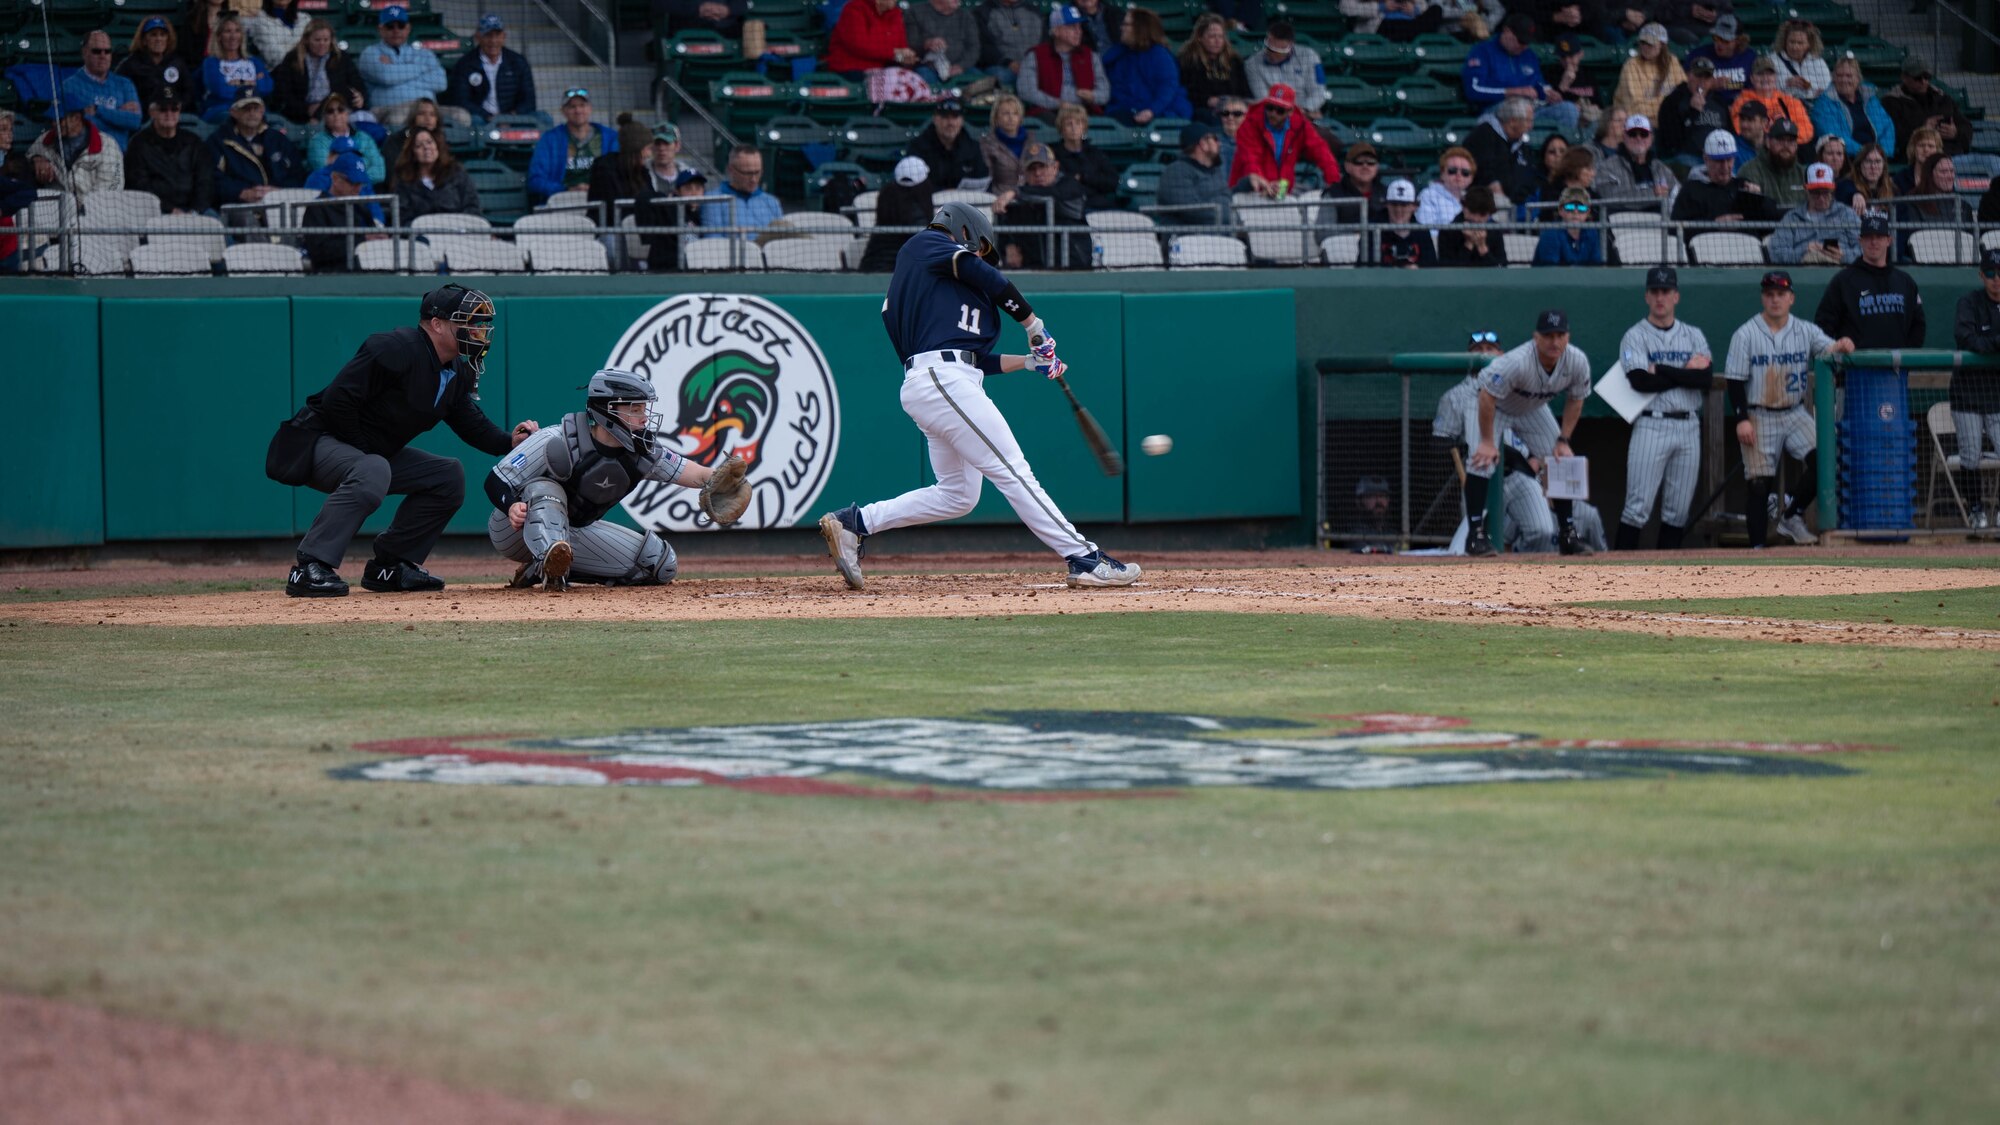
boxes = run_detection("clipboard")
[1544,455,1590,500]
[1592,361,1655,424]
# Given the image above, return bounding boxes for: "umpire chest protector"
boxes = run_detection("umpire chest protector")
[549,412,651,527]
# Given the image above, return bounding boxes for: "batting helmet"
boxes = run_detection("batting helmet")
[585,368,661,454]
[929,200,997,262]
[420,284,495,377]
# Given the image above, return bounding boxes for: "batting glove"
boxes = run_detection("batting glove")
[1033,356,1067,380]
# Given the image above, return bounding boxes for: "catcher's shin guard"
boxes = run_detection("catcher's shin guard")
[520,480,572,562]
[608,531,677,586]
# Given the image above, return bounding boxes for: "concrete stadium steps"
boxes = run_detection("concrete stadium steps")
[1842,0,1997,116]
[436,0,654,119]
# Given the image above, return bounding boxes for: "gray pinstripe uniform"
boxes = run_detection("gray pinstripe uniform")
[1724,314,1836,478]
[1618,317,1713,528]
[1436,376,1607,551]
[486,415,692,582]
[1473,339,1593,475]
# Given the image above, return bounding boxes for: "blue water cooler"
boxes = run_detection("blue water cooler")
[1836,367,1917,536]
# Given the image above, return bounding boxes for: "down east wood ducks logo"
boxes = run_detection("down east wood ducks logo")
[605,294,839,531]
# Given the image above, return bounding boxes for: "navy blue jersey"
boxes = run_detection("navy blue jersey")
[883,228,1012,363]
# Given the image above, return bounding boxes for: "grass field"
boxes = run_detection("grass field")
[1581,586,2000,629]
[4,596,1998,1124]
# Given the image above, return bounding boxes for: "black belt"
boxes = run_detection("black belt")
[1641,409,1694,420]
[905,350,977,370]
[1749,405,1800,412]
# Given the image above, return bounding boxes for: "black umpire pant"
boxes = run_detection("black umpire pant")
[296,436,465,568]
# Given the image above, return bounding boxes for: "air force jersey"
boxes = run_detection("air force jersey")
[1725,314,1835,409]
[1619,318,1713,414]
[1478,339,1593,416]
[883,228,1016,364]
[490,413,688,528]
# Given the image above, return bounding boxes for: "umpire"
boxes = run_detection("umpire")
[278,284,538,597]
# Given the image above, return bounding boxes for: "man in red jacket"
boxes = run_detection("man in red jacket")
[826,0,917,78]
[1227,83,1341,197]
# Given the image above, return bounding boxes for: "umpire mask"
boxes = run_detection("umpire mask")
[421,284,495,378]
[585,368,662,454]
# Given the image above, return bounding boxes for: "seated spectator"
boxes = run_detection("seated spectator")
[1671,130,1780,228]
[527,88,616,206]
[1742,117,1807,209]
[1597,113,1676,210]
[124,90,213,214]
[1879,55,1970,161]
[1438,184,1507,266]
[1849,142,1895,215]
[699,144,781,238]
[1376,0,1449,44]
[1156,121,1232,226]
[827,0,917,79]
[1324,139,1386,223]
[1244,21,1324,120]
[115,19,190,125]
[644,121,696,184]
[1770,19,1829,103]
[1546,32,1598,112]
[1894,127,1942,195]
[242,0,307,70]
[860,155,936,271]
[980,94,1035,199]
[1520,138,1594,219]
[1207,0,1264,34]
[1374,178,1434,267]
[380,97,442,172]
[1000,141,1089,268]
[1657,57,1730,165]
[1071,0,1123,52]
[208,93,304,220]
[1813,135,1854,202]
[906,0,983,86]
[1178,13,1250,124]
[1897,153,1973,259]
[655,0,746,37]
[1022,8,1108,117]
[62,29,144,150]
[1658,0,1723,46]
[1533,188,1609,265]
[589,115,656,208]
[1,111,34,272]
[1465,96,1536,205]
[449,15,536,123]
[1731,57,1813,146]
[1417,146,1476,227]
[270,19,368,126]
[1613,24,1683,123]
[1050,102,1117,209]
[186,0,226,59]
[29,102,124,204]
[1684,15,1757,107]
[907,99,991,191]
[1732,99,1769,173]
[978,0,1043,85]
[307,95,386,184]
[1215,95,1248,167]
[1228,83,1341,198]
[358,6,453,128]
[636,165,707,271]
[1539,0,1615,41]
[1463,15,1578,134]
[200,17,274,124]
[393,125,480,221]
[302,151,384,270]
[1810,58,1893,159]
[1103,7,1189,126]
[1770,162,1859,265]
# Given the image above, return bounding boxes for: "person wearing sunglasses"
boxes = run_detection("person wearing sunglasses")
[1533,188,1610,266]
[358,5,450,130]
[1947,248,2000,529]
[1325,139,1385,223]
[60,29,144,149]
[1227,83,1341,200]
[1416,146,1477,228]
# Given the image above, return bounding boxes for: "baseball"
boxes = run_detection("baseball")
[1142,434,1173,456]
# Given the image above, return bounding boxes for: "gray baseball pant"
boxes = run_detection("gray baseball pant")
[297,436,464,568]
[1621,415,1702,528]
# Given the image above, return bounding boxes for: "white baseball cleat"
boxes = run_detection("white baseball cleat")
[1776,513,1815,545]
[818,506,866,590]
[1065,550,1140,588]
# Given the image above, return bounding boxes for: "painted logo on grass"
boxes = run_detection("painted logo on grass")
[333,712,1874,800]
[604,294,838,531]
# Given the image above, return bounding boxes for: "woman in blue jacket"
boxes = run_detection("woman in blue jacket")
[1104,8,1190,125]
[1534,188,1612,265]
[1808,57,1894,158]
[201,17,275,123]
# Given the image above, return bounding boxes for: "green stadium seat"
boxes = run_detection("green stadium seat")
[1120,162,1161,208]
[1830,36,1907,88]
[659,28,742,89]
[1332,35,1409,83]
[347,0,446,33]
[742,0,816,35]
[760,112,836,196]
[756,31,819,63]
[480,113,547,152]
[806,160,877,210]
[835,114,913,168]
[1435,117,1481,148]
[1387,77,1459,127]
[1141,116,1191,151]
[1087,115,1141,154]
[28,0,107,34]
[464,157,527,222]
[794,70,866,124]
[1364,117,1440,166]
[709,70,792,132]
[10,27,84,69]
[1323,76,1391,126]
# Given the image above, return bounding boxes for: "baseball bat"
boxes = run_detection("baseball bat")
[1052,371,1124,476]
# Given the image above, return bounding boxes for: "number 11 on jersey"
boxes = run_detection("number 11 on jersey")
[956,304,981,333]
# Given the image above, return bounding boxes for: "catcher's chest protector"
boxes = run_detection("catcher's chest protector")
[557,412,650,528]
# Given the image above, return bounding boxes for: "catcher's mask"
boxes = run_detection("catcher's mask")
[421,283,495,377]
[929,200,998,263]
[585,368,662,453]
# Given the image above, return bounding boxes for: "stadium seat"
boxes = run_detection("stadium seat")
[765,212,856,236]
[932,188,995,209]
[849,188,879,227]
[1332,35,1408,83]
[1610,223,1687,266]
[80,188,160,229]
[412,212,493,235]
[481,113,547,154]
[1322,77,1391,126]
[1319,234,1360,266]
[685,238,764,270]
[223,242,305,274]
[1502,232,1539,264]
[1238,198,1318,265]
[658,28,743,91]
[793,71,866,125]
[129,242,210,276]
[141,212,226,268]
[442,238,527,273]
[1925,401,2000,528]
[1086,211,1162,269]
[1118,164,1160,208]
[1984,230,2000,253]
[1408,33,1470,82]
[523,235,610,272]
[762,236,848,271]
[1168,233,1247,268]
[1141,117,1189,152]
[710,71,792,133]
[1388,78,1460,128]
[537,191,597,212]
[832,115,906,168]
[1689,231,1766,265]
[354,237,437,272]
[1087,116,1141,155]
[1908,229,1975,265]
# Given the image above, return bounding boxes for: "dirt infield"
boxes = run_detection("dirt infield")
[6,555,1997,649]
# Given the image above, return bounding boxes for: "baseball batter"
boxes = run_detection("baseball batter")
[1471,309,1596,555]
[484,369,750,590]
[1723,270,1856,548]
[816,201,1139,590]
[1615,266,1715,551]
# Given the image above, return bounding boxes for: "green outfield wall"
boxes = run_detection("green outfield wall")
[0,267,1982,550]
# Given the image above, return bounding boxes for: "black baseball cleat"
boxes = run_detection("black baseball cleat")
[1464,535,1498,558]
[361,557,446,593]
[1559,526,1595,556]
[285,557,349,598]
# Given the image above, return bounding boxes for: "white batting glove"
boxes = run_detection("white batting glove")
[1033,356,1067,380]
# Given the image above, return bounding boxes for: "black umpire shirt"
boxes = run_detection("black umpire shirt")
[1813,259,1926,350]
[305,326,512,458]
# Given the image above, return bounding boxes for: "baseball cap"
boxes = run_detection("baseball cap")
[1769,118,1800,140]
[327,135,358,154]
[1760,269,1793,291]
[1179,121,1218,151]
[1049,5,1083,28]
[1859,210,1892,236]
[379,4,409,26]
[563,87,590,104]
[150,88,182,110]
[894,154,930,187]
[478,13,505,33]
[652,121,679,144]
[231,90,265,111]
[1806,162,1836,189]
[1385,178,1416,203]
[141,16,169,32]
[673,167,707,189]
[1345,140,1378,164]
[1263,83,1299,110]
[1712,14,1738,39]
[1536,308,1570,334]
[1638,22,1669,45]
[1624,113,1652,134]
[1703,130,1737,158]
[327,151,370,185]
[1981,247,2000,272]
[1900,55,1932,79]
[934,98,963,116]
[1689,57,1717,77]
[1022,142,1055,166]
[1646,266,1679,291]
[1356,476,1390,497]
[1752,56,1778,75]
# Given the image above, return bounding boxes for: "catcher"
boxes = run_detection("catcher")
[484,368,750,590]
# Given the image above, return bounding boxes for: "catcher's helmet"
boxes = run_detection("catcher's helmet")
[585,368,662,453]
[929,200,997,262]
[420,283,495,377]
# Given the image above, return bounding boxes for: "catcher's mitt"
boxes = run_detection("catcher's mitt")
[698,454,751,526]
